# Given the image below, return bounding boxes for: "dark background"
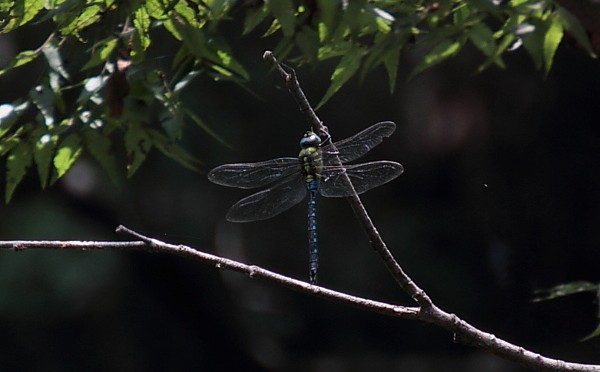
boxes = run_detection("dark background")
[1,15,600,372]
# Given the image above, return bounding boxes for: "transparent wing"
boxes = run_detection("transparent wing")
[321,121,396,165]
[319,161,403,197]
[226,175,307,222]
[208,157,298,189]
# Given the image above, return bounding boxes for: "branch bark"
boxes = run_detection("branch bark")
[0,228,598,371]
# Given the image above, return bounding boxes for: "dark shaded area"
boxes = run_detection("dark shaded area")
[1,15,600,372]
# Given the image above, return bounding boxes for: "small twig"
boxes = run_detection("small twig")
[263,50,432,309]
[1,228,599,371]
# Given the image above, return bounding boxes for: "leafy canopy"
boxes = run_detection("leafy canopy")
[0,0,594,202]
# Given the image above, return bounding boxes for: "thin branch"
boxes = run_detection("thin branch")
[1,229,598,371]
[262,50,432,309]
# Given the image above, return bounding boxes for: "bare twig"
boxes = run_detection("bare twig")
[1,228,599,371]
[262,50,432,309]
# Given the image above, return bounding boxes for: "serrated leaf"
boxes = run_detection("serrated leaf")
[543,14,563,74]
[53,133,83,179]
[82,37,118,70]
[58,4,103,37]
[243,2,269,35]
[82,130,119,185]
[32,130,58,189]
[41,38,70,80]
[0,101,29,139]
[2,0,45,33]
[0,49,40,76]
[410,39,462,78]
[148,129,202,172]
[5,140,33,203]
[29,84,55,127]
[317,46,363,109]
[124,122,152,177]
[266,0,295,36]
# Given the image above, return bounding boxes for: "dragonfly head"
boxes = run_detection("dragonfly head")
[300,131,321,148]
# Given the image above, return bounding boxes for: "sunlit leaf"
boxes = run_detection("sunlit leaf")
[0,49,40,76]
[411,39,462,78]
[543,13,563,74]
[53,133,83,179]
[5,140,33,203]
[133,5,151,53]
[2,0,45,33]
[0,101,29,139]
[29,84,55,127]
[82,37,118,70]
[317,45,363,109]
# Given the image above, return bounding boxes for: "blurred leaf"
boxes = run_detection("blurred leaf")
[41,38,70,80]
[133,5,152,54]
[124,121,151,177]
[5,140,33,203]
[317,45,363,109]
[82,130,119,185]
[53,133,83,179]
[469,22,505,68]
[296,26,319,62]
[266,0,295,37]
[533,281,597,302]
[0,101,29,139]
[243,2,269,35]
[1,0,45,33]
[383,46,400,93]
[82,37,118,70]
[581,322,600,342]
[556,6,597,58]
[148,129,202,172]
[29,84,55,127]
[411,39,462,78]
[543,13,563,74]
[0,49,40,76]
[183,107,230,148]
[32,129,58,189]
[58,3,103,37]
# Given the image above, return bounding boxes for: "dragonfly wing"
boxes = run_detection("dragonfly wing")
[226,175,307,222]
[208,157,298,189]
[319,161,403,197]
[322,121,396,165]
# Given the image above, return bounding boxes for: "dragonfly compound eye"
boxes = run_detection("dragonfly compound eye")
[300,131,322,148]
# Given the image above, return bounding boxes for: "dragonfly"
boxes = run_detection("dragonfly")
[208,121,403,284]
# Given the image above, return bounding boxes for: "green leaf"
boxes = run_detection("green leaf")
[58,3,103,37]
[469,23,504,67]
[383,46,400,93]
[82,130,119,185]
[148,129,202,172]
[555,6,596,57]
[82,37,118,70]
[32,130,58,189]
[533,281,597,302]
[295,26,319,62]
[53,133,83,179]
[1,0,45,33]
[124,122,152,177]
[5,140,33,203]
[410,39,462,78]
[133,5,152,55]
[183,107,230,148]
[41,38,70,80]
[0,101,29,139]
[543,13,563,74]
[266,0,295,37]
[317,45,363,109]
[243,2,269,35]
[0,49,40,76]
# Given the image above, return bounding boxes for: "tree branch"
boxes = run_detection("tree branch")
[1,228,598,371]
